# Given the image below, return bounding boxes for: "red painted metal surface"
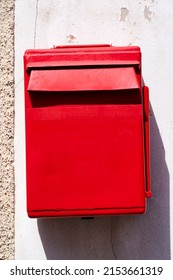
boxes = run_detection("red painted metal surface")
[28,68,139,92]
[24,45,151,218]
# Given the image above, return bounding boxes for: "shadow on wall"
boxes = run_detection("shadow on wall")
[37,105,170,260]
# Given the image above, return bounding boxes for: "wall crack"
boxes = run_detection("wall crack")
[110,217,116,259]
[34,0,39,48]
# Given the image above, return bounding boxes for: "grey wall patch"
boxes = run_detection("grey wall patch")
[120,7,129,22]
[144,6,153,21]
[67,34,77,43]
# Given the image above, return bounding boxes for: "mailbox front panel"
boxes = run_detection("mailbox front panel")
[24,45,151,218]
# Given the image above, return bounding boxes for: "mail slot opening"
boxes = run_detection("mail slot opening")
[29,89,142,108]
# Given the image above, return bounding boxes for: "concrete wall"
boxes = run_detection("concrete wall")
[0,0,15,260]
[15,0,173,259]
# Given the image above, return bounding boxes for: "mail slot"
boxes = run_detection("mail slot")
[24,44,152,218]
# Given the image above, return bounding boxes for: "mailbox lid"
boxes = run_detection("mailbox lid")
[24,45,141,69]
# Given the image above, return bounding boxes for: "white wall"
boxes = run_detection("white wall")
[15,0,173,259]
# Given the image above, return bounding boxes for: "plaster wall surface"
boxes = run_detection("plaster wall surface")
[15,0,173,259]
[0,0,15,260]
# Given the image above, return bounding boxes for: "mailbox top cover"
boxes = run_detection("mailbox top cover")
[24,45,150,218]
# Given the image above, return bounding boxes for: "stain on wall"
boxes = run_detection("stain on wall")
[120,7,129,22]
[144,5,153,21]
[0,0,15,259]
[67,34,77,43]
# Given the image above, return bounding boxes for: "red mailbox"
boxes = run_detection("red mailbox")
[24,45,151,218]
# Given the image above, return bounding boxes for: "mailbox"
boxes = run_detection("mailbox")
[24,44,152,218]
